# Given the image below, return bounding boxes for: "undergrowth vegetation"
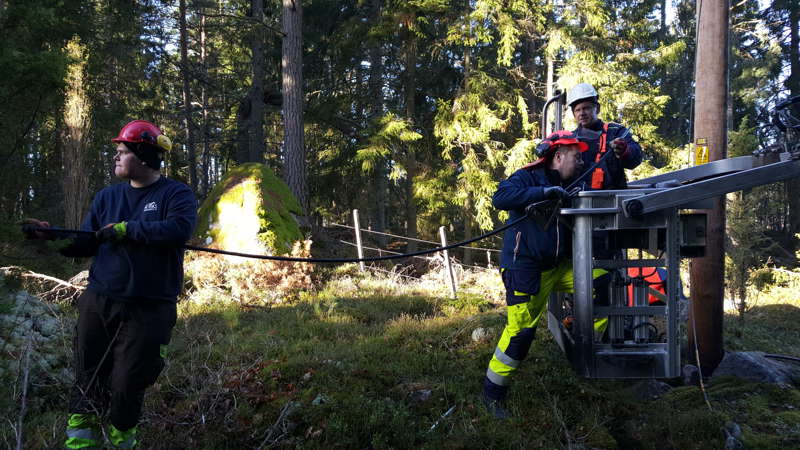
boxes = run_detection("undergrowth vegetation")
[2,257,799,449]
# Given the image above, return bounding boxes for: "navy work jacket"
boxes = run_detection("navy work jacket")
[494,167,571,293]
[60,176,197,302]
[575,120,642,190]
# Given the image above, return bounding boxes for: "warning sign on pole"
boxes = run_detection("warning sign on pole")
[694,138,709,165]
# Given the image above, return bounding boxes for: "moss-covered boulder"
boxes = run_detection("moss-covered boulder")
[195,163,304,256]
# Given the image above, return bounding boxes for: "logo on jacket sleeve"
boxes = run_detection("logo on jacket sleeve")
[143,202,158,213]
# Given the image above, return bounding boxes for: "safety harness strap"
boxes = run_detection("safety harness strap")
[590,122,611,189]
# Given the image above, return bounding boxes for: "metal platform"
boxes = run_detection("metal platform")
[548,153,800,379]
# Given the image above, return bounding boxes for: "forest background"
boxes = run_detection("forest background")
[2,0,800,448]
[1,0,799,270]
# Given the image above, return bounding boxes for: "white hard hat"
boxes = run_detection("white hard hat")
[567,83,599,108]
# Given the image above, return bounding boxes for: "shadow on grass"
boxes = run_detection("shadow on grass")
[139,293,740,449]
[11,294,799,449]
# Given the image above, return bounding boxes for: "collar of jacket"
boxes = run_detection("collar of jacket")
[545,167,565,187]
[581,118,604,132]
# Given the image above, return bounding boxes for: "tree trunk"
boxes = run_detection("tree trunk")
[200,11,210,197]
[179,0,197,193]
[62,38,91,229]
[248,0,266,163]
[689,0,728,375]
[403,30,418,253]
[282,0,307,216]
[368,0,387,246]
[786,4,800,235]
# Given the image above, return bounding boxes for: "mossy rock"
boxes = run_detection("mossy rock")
[195,163,304,256]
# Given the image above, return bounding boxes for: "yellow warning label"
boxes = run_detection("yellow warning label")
[694,138,709,165]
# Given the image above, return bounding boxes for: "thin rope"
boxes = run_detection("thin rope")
[329,223,501,252]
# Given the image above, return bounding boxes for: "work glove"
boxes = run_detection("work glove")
[543,186,570,201]
[95,222,127,243]
[19,218,54,240]
[611,138,628,158]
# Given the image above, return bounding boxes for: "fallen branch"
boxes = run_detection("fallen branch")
[21,272,83,291]
[428,404,456,432]
[256,401,297,449]
[1,266,83,290]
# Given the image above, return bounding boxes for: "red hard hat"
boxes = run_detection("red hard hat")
[522,130,588,169]
[535,130,588,157]
[112,120,172,151]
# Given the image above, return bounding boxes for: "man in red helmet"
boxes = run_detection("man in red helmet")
[481,131,607,419]
[23,120,197,448]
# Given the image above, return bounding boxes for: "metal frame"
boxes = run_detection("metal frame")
[548,152,800,379]
[548,191,684,378]
[625,158,800,217]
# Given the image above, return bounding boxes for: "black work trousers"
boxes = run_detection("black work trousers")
[69,289,177,430]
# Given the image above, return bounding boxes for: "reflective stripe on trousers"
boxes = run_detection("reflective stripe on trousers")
[66,413,101,449]
[486,261,607,387]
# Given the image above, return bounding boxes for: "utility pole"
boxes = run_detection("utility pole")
[689,0,729,375]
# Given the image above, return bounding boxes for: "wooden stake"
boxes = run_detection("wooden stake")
[439,226,457,299]
[353,209,365,271]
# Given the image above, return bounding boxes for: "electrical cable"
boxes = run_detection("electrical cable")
[32,216,526,264]
[27,144,620,265]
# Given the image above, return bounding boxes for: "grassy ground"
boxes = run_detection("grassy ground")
[4,263,800,449]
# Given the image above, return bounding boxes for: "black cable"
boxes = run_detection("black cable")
[32,216,526,263]
[567,133,624,191]
[519,144,619,214]
[30,147,620,263]
[628,321,659,342]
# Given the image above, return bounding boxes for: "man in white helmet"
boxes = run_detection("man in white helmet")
[566,83,642,190]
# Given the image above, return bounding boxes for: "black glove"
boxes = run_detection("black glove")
[95,222,127,242]
[543,186,569,201]
[21,223,37,239]
[611,138,628,157]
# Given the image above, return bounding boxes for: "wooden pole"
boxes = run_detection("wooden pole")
[353,209,366,272]
[439,226,457,299]
[689,0,728,374]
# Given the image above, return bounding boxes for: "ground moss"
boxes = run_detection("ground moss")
[195,163,303,255]
[6,269,800,448]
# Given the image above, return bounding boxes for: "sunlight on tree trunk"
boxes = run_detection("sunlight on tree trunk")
[62,38,91,229]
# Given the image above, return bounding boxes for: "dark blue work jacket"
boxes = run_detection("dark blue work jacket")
[574,120,642,190]
[60,177,197,302]
[494,167,571,293]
